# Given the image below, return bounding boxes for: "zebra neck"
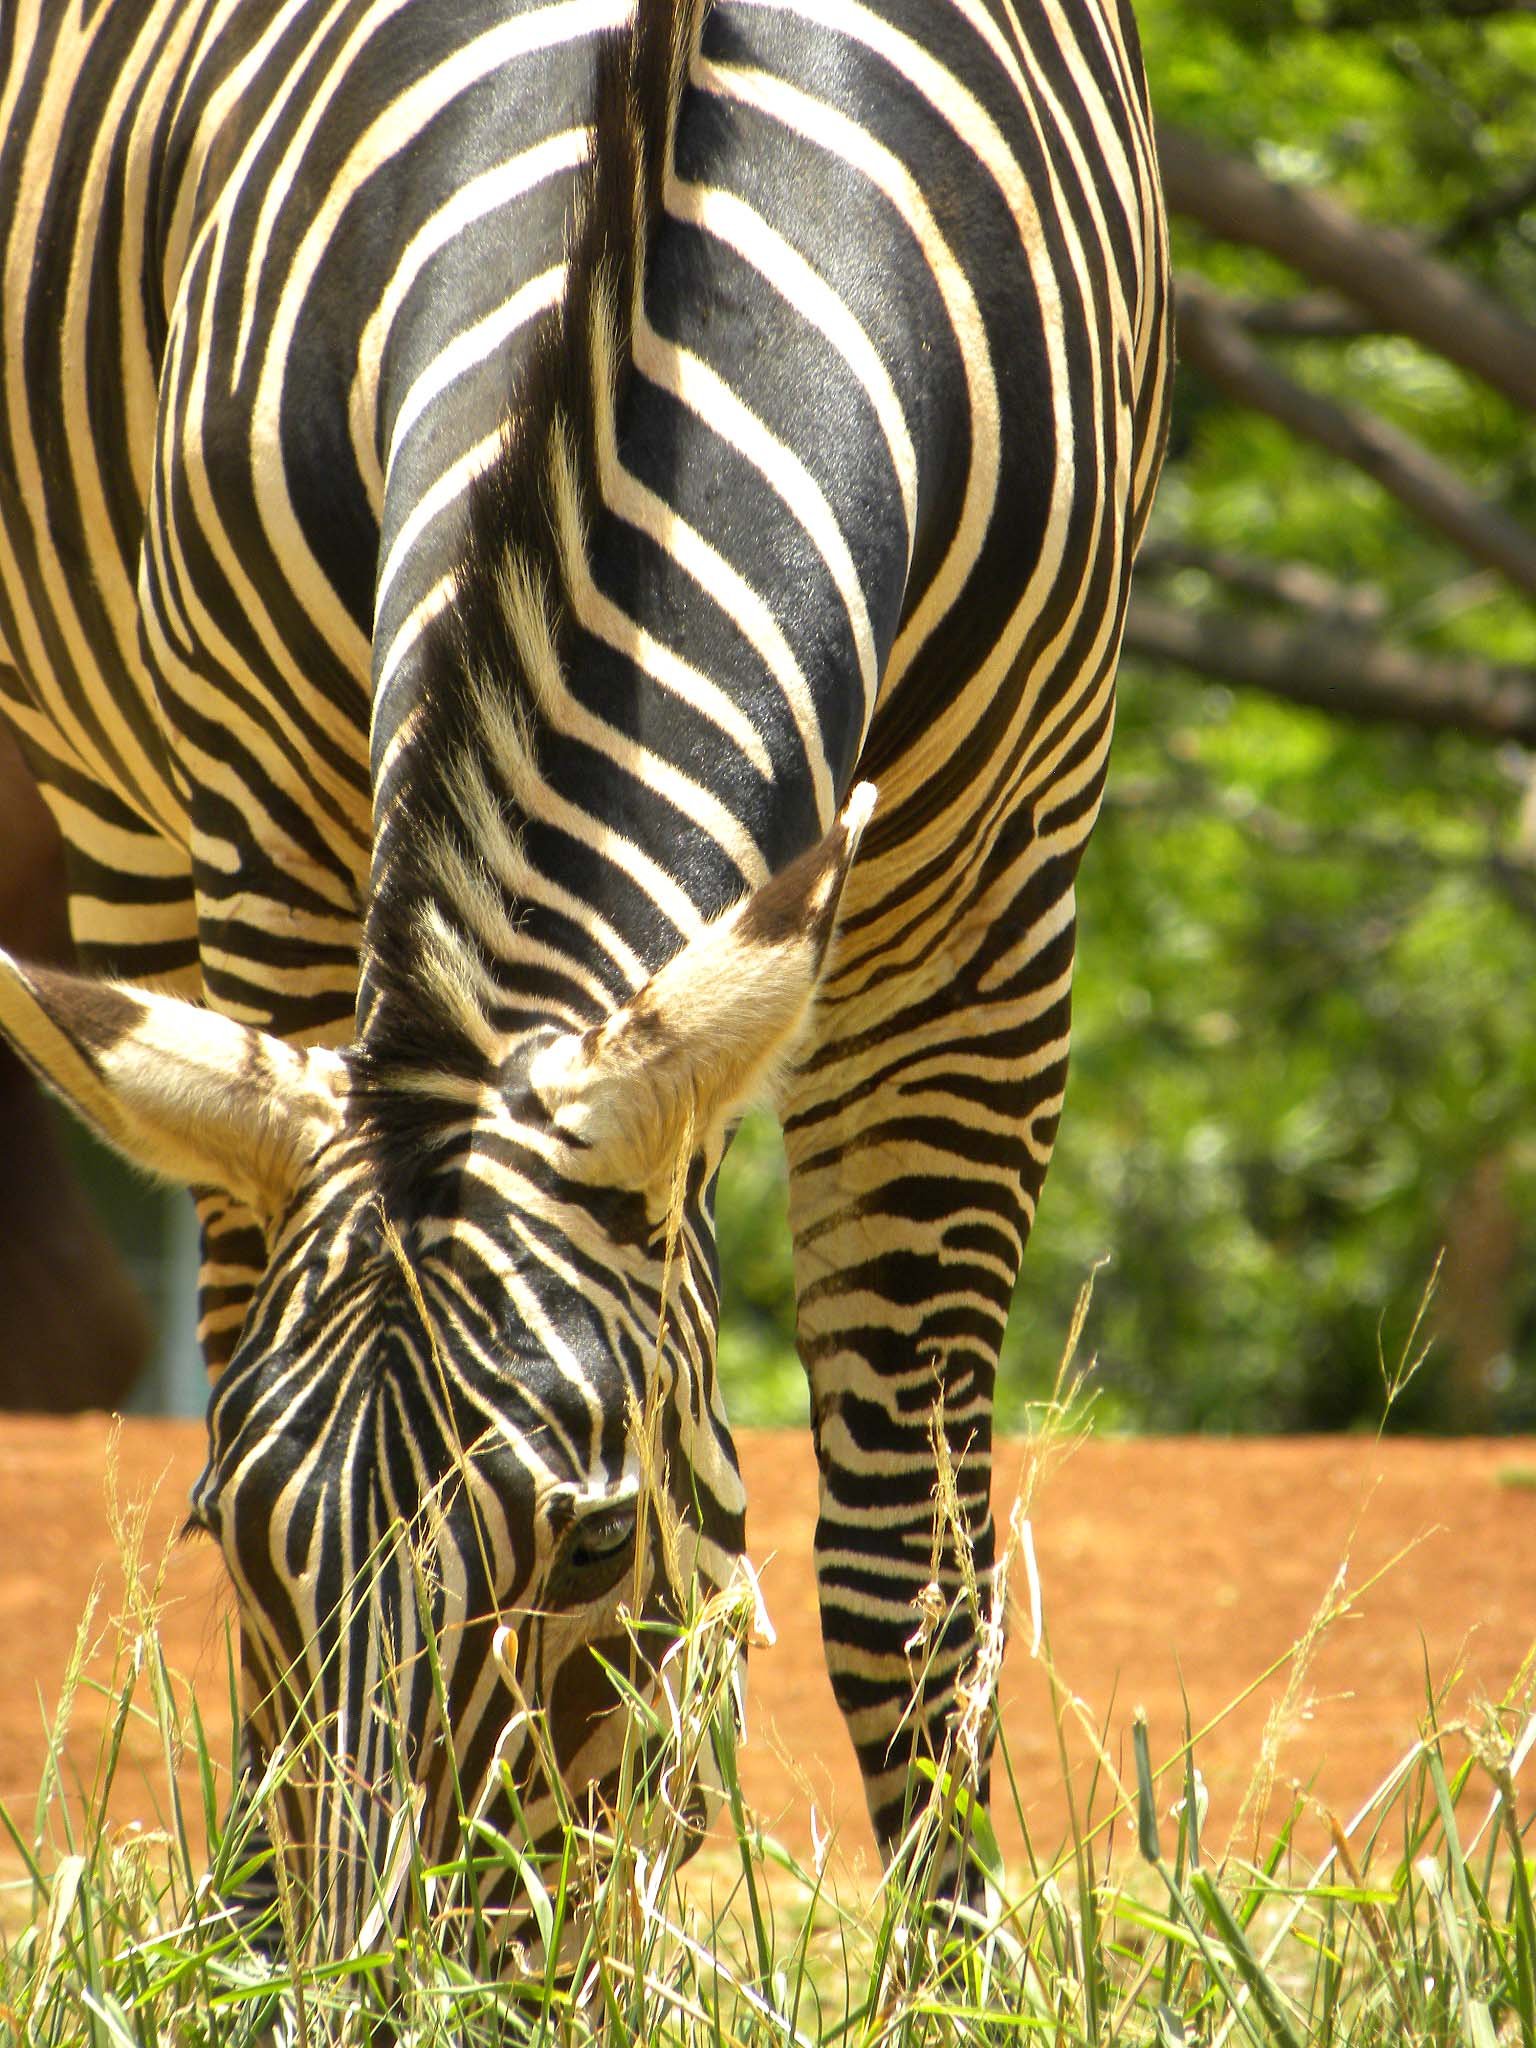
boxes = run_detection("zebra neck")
[351,2,989,1073]
[354,299,925,1063]
[353,447,903,1071]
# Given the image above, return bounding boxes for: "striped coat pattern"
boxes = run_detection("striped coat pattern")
[0,0,1169,1956]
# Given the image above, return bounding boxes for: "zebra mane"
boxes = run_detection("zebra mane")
[362,0,709,1084]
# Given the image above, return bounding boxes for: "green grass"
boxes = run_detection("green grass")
[5,1427,1536,2048]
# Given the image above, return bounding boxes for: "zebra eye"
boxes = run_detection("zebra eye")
[551,1501,637,1606]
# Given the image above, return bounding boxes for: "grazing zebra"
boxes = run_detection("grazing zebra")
[0,0,1169,1959]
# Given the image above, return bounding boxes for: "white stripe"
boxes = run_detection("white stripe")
[353,126,590,501]
[668,179,918,555]
[632,310,881,741]
[697,40,1003,700]
[239,0,631,689]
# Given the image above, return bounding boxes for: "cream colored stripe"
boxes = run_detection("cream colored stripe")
[375,423,507,620]
[60,8,207,813]
[0,8,180,828]
[696,42,1002,702]
[667,179,918,555]
[631,311,880,735]
[157,0,288,301]
[588,353,835,826]
[352,129,588,506]
[238,0,631,694]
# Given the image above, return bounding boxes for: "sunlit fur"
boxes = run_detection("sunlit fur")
[0,0,1172,1960]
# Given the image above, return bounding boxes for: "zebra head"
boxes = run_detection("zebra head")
[0,784,872,1958]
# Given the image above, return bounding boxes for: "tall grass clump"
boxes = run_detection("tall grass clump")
[4,1331,1534,2044]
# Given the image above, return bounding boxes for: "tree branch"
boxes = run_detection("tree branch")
[1231,292,1380,341]
[1156,122,1536,413]
[1124,592,1536,744]
[1323,0,1536,26]
[1175,278,1536,600]
[1136,540,1388,624]
[1435,162,1536,250]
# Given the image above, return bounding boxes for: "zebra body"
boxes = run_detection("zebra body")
[1,0,1169,1954]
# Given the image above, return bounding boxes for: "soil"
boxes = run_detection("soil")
[2,1418,1533,1892]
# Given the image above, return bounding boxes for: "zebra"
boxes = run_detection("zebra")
[0,0,1170,1961]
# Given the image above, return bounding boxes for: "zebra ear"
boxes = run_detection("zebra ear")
[530,785,875,1191]
[0,954,346,1219]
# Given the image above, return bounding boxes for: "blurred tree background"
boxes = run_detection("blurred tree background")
[716,0,1536,1436]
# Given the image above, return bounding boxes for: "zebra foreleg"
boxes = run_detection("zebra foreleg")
[783,927,1071,1891]
[790,1189,1008,1881]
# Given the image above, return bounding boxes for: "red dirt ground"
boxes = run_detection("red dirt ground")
[2,1418,1533,1890]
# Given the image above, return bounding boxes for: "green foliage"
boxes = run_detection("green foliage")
[1144,0,1536,644]
[713,1114,809,1430]
[1145,0,1536,291]
[1019,675,1536,1432]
